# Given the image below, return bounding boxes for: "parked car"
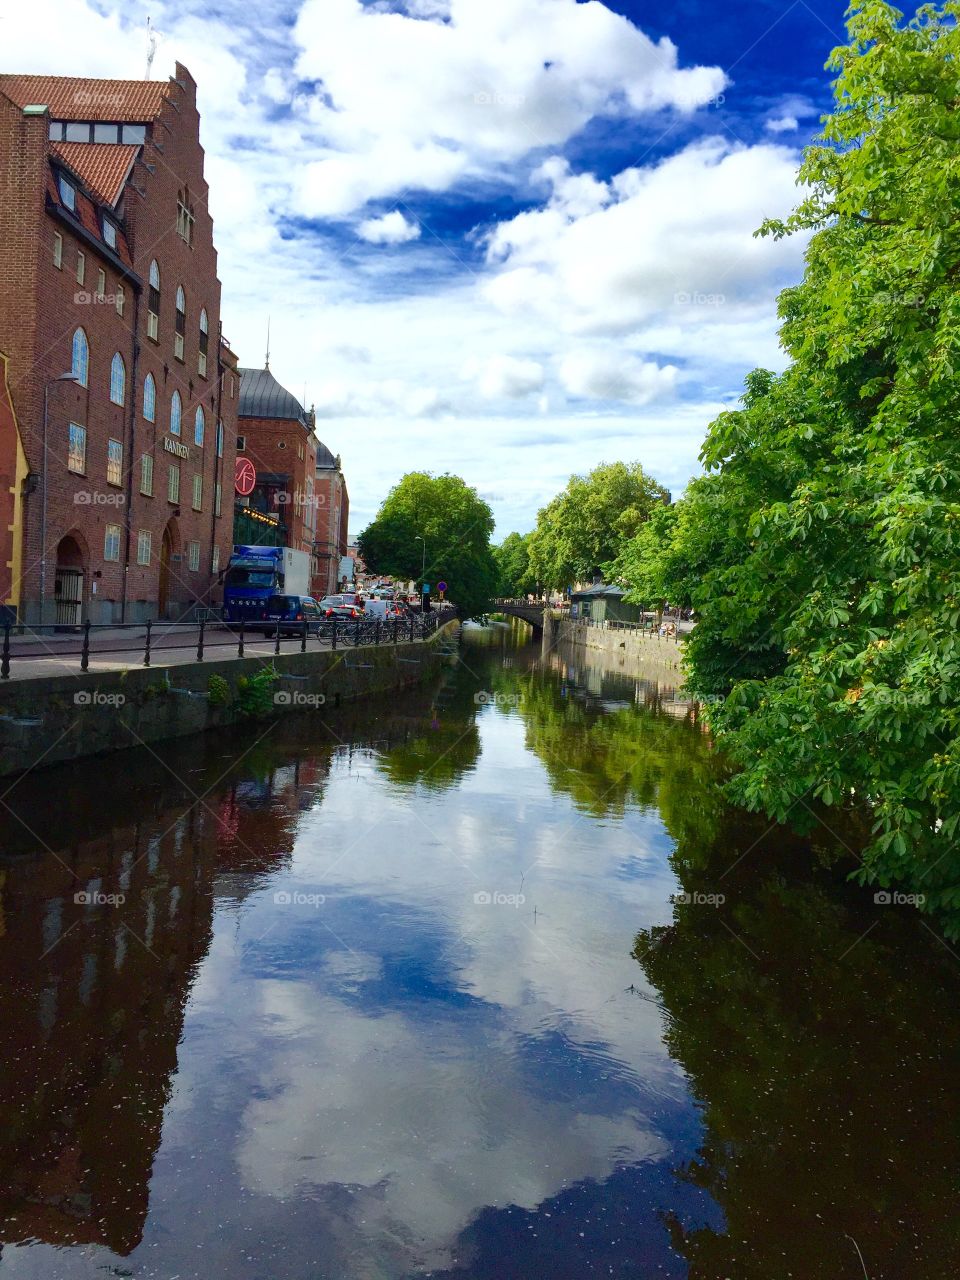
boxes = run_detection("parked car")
[364,598,407,621]
[319,594,364,619]
[260,595,323,636]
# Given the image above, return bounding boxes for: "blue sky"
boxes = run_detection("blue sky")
[7,0,853,534]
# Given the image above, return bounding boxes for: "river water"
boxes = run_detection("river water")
[0,622,958,1279]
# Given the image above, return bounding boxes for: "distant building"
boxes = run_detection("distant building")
[569,584,642,625]
[237,366,348,598]
[0,65,239,623]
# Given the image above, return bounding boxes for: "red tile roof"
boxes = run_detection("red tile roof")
[0,74,170,122]
[51,142,139,207]
[46,168,134,270]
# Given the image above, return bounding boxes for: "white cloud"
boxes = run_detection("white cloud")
[356,210,422,244]
[559,352,677,405]
[485,138,807,336]
[291,0,726,215]
[464,354,546,399]
[766,114,799,133]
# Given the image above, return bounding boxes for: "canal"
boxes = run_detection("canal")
[0,622,958,1279]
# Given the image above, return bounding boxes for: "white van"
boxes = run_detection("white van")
[364,598,405,620]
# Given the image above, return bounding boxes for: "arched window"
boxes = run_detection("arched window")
[71,327,89,387]
[143,372,156,422]
[174,285,186,360]
[198,307,209,376]
[170,389,182,436]
[109,353,125,406]
[147,260,161,341]
[194,405,205,447]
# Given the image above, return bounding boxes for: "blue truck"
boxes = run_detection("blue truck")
[222,545,312,624]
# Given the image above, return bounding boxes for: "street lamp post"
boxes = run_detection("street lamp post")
[40,372,79,625]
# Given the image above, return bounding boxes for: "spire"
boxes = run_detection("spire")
[265,316,271,371]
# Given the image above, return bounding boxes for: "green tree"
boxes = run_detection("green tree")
[358,472,499,618]
[493,531,535,597]
[528,461,669,590]
[659,1,960,921]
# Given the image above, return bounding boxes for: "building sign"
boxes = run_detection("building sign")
[163,436,189,459]
[235,457,256,497]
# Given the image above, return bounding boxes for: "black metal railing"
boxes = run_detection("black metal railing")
[0,610,449,679]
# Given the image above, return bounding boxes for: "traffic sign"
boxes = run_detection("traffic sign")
[235,457,256,496]
[422,584,431,593]
[436,580,447,592]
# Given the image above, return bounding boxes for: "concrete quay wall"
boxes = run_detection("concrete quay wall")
[0,622,458,779]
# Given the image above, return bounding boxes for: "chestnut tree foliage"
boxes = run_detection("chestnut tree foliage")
[616,2,960,914]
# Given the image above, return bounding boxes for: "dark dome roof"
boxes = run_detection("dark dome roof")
[238,367,307,423]
[315,441,338,469]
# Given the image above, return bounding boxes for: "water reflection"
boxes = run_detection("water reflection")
[0,630,956,1278]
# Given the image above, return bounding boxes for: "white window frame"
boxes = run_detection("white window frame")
[187,541,201,572]
[140,453,153,496]
[76,251,85,285]
[137,530,152,565]
[192,473,202,512]
[104,524,121,562]
[53,232,63,269]
[106,438,123,487]
[168,464,180,505]
[67,422,86,475]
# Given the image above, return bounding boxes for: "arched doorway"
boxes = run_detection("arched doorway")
[54,534,87,628]
[159,523,174,618]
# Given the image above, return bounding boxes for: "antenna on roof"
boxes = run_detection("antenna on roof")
[265,317,271,371]
[145,16,158,79]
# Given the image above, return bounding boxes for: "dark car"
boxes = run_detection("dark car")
[260,595,322,636]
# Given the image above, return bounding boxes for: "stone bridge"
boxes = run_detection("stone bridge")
[490,600,548,635]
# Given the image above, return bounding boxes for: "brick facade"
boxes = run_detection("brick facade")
[237,367,349,599]
[0,65,238,624]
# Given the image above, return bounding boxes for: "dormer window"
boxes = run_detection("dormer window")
[102,217,117,249]
[176,188,195,244]
[58,175,76,211]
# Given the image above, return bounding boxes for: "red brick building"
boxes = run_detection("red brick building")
[0,65,238,624]
[237,366,349,598]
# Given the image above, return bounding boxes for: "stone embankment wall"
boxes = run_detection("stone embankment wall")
[548,617,686,682]
[0,623,458,778]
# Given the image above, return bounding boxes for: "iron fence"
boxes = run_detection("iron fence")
[0,611,449,679]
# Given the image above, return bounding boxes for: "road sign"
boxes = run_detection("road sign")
[422,584,431,593]
[436,580,447,592]
[235,457,256,497]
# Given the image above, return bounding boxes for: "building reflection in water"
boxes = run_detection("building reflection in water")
[0,740,331,1255]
